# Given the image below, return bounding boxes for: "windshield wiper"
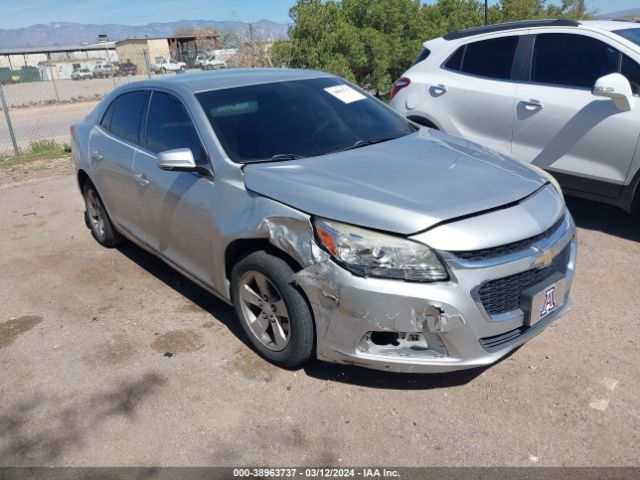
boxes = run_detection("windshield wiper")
[270,153,306,161]
[337,135,403,153]
[241,153,307,165]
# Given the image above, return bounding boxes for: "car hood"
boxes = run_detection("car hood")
[243,129,548,235]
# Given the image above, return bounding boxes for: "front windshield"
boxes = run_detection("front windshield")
[196,77,416,163]
[615,28,640,46]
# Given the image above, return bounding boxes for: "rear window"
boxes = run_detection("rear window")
[196,77,415,163]
[444,36,519,80]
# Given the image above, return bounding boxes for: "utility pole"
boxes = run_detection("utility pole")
[485,0,489,25]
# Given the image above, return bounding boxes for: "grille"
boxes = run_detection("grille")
[477,244,571,316]
[454,216,565,262]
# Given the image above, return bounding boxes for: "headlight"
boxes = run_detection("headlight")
[313,218,448,282]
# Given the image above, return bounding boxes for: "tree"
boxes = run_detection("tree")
[277,0,427,96]
[279,0,594,97]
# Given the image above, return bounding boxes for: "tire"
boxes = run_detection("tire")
[231,251,314,368]
[82,182,122,248]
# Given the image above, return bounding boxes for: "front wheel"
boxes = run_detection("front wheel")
[231,251,314,368]
[83,183,122,248]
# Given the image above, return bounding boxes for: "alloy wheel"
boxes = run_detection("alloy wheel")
[238,270,291,351]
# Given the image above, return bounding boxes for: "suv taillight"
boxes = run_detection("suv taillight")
[389,77,411,101]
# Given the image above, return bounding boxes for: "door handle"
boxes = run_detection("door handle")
[431,84,448,96]
[521,99,543,111]
[91,150,103,161]
[134,173,150,186]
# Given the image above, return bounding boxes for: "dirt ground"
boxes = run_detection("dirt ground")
[0,159,638,467]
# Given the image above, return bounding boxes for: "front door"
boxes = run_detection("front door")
[512,32,640,197]
[132,90,216,287]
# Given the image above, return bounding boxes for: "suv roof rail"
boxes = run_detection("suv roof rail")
[443,19,581,40]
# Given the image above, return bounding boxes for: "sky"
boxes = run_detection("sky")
[0,0,638,30]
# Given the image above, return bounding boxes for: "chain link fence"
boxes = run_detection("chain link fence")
[0,38,242,157]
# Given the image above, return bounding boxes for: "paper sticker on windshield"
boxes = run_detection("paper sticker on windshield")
[324,85,366,104]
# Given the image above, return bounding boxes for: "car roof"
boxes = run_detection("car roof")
[123,68,334,93]
[579,20,640,32]
[442,19,640,41]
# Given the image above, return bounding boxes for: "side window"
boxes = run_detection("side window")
[145,91,206,165]
[532,34,619,89]
[459,36,519,80]
[444,46,464,71]
[100,102,114,131]
[621,54,640,96]
[109,90,149,145]
[412,48,431,66]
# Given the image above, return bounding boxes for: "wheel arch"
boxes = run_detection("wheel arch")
[224,238,304,287]
[77,168,92,192]
[225,238,317,353]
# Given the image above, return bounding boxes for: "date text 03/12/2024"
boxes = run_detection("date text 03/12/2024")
[232,468,401,478]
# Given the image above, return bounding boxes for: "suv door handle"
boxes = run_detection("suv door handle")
[134,173,150,186]
[521,99,543,111]
[431,84,448,95]
[91,150,103,161]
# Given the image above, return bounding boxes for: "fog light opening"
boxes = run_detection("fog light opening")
[370,331,400,347]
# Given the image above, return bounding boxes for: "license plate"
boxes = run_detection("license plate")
[522,275,568,327]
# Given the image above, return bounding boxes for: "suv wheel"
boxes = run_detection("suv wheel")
[83,183,122,247]
[231,251,314,368]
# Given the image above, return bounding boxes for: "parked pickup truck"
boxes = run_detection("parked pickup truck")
[201,55,226,70]
[154,57,186,73]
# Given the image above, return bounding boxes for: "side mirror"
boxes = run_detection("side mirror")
[157,148,197,171]
[593,73,635,112]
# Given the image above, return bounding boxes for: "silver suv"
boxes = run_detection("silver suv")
[71,69,576,373]
[390,19,640,214]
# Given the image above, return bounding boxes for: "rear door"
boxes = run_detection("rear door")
[89,90,149,238]
[423,35,521,155]
[512,32,640,197]
[132,90,216,286]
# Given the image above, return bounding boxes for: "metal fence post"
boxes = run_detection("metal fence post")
[143,49,152,79]
[0,83,20,156]
[47,53,60,102]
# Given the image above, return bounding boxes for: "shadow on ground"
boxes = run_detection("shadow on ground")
[0,373,164,464]
[116,242,247,346]
[566,197,640,242]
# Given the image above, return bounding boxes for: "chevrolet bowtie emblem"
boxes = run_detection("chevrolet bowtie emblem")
[532,246,556,269]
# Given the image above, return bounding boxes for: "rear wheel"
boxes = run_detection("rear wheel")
[83,183,122,247]
[231,251,314,368]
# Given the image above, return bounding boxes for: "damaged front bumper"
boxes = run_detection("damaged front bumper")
[293,212,577,374]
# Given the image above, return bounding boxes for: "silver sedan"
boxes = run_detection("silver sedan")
[71,69,576,372]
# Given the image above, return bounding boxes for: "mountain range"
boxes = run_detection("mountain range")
[0,20,289,49]
[2,9,639,50]
[597,8,640,19]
